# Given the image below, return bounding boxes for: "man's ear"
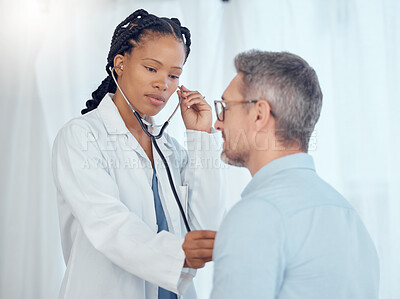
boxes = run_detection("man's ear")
[113,54,125,76]
[254,99,274,131]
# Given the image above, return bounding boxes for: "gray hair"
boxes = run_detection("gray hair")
[234,50,323,152]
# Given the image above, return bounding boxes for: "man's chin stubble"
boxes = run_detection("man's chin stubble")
[221,151,247,168]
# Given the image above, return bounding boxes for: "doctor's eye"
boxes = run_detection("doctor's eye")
[144,66,157,72]
[169,74,180,80]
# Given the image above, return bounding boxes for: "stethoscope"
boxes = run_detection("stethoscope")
[110,66,191,232]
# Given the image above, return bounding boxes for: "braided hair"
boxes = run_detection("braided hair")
[81,9,191,114]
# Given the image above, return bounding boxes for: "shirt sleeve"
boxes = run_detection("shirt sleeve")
[210,197,286,299]
[52,121,189,294]
[180,129,226,230]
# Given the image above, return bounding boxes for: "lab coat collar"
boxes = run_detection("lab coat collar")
[97,93,129,135]
[97,93,174,157]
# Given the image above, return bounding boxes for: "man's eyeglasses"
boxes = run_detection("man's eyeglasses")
[214,100,275,121]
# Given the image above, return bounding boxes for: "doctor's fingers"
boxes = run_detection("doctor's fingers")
[185,248,214,259]
[181,92,208,104]
[177,89,201,101]
[182,239,215,250]
[184,230,217,240]
[182,97,211,111]
[185,251,213,269]
[187,257,213,269]
[180,91,203,100]
[185,260,207,269]
[179,85,198,95]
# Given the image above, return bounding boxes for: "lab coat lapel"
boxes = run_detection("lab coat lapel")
[97,93,129,135]
[97,94,154,162]
[152,134,183,237]
[125,134,151,162]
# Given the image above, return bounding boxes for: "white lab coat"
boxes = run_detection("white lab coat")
[52,94,225,299]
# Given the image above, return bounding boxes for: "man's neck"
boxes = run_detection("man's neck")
[247,149,305,177]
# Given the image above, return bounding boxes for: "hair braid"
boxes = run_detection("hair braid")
[82,9,192,114]
[107,16,160,67]
[111,9,148,45]
[180,26,191,60]
[81,76,116,114]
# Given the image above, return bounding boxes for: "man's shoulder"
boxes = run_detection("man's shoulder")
[243,170,353,218]
[221,196,284,233]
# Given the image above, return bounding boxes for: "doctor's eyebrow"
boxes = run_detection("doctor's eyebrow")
[141,58,182,70]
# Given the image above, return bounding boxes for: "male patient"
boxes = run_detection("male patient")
[210,50,379,298]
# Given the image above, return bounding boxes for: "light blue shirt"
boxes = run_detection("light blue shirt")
[211,153,379,299]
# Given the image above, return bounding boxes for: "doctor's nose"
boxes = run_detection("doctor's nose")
[153,77,168,91]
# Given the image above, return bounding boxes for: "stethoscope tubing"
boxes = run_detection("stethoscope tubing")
[152,136,191,232]
[109,66,191,232]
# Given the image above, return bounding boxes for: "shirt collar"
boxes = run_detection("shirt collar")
[97,93,174,153]
[241,153,316,198]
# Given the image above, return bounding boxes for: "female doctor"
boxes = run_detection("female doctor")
[52,9,224,299]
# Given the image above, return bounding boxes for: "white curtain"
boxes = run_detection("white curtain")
[1,0,398,298]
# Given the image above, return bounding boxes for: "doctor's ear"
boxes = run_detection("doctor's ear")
[113,54,125,75]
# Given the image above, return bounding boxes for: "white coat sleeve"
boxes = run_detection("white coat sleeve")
[52,121,190,295]
[181,129,226,230]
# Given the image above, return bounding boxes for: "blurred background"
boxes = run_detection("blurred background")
[0,0,399,298]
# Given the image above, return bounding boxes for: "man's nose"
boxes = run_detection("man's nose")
[214,118,223,131]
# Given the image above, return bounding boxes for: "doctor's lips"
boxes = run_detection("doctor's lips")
[146,94,165,106]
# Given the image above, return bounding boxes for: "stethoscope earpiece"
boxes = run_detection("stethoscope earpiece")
[109,65,123,72]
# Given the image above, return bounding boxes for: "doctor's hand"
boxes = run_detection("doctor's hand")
[182,230,216,269]
[178,85,212,133]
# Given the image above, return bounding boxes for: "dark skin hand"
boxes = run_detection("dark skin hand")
[182,230,217,269]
